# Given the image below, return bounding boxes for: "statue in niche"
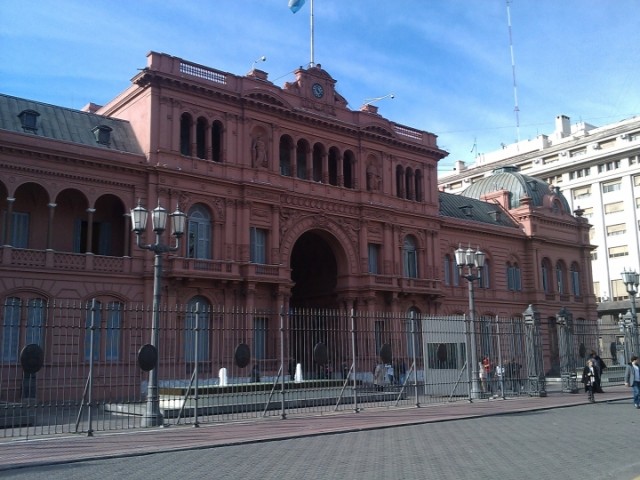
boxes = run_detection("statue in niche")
[366,161,381,192]
[252,134,268,168]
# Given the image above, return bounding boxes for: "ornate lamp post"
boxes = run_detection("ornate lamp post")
[621,269,640,356]
[131,200,186,427]
[455,245,485,400]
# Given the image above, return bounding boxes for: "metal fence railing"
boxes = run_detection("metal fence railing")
[0,301,601,438]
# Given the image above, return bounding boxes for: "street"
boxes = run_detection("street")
[3,399,639,480]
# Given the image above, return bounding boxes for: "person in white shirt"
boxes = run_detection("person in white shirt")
[623,355,640,409]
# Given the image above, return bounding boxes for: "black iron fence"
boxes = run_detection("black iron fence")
[0,301,601,438]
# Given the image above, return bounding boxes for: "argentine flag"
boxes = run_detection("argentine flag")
[289,0,305,14]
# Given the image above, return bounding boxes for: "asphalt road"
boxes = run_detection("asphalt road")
[3,400,639,480]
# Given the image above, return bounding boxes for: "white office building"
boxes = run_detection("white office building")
[439,114,640,359]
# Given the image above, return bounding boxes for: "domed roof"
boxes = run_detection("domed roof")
[462,166,571,211]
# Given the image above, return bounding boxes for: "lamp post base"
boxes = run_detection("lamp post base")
[141,399,164,427]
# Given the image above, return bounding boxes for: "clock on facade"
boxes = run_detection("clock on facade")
[312,83,324,98]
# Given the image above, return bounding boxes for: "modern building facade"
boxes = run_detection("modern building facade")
[0,52,596,402]
[439,114,640,361]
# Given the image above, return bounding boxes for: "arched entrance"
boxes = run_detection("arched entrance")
[289,230,342,378]
[289,230,339,309]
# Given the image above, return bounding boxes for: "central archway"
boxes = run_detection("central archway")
[289,230,339,309]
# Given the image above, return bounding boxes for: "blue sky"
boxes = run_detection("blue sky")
[1,0,639,173]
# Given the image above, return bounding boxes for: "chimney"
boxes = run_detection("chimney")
[555,115,571,138]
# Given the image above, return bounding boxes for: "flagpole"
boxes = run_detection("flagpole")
[309,0,314,67]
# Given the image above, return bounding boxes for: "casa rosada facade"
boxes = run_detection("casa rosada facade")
[0,52,595,384]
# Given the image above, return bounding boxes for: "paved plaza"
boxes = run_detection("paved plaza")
[1,386,639,479]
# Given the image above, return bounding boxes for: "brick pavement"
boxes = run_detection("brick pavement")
[0,385,631,472]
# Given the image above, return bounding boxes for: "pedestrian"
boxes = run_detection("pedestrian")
[589,350,607,393]
[385,362,395,385]
[624,355,640,408]
[478,361,487,393]
[373,362,386,391]
[482,356,493,393]
[581,358,600,403]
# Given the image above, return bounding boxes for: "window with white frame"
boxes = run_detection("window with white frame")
[606,223,626,236]
[602,181,621,193]
[608,245,629,258]
[604,202,624,214]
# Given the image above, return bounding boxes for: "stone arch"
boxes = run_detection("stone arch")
[280,215,359,277]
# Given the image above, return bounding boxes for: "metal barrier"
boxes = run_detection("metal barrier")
[0,302,600,438]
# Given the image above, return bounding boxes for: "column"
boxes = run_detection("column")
[46,203,56,250]
[3,197,15,245]
[85,208,96,254]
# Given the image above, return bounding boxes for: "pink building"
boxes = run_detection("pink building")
[0,52,596,402]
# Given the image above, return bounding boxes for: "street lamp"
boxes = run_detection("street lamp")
[131,200,186,427]
[621,269,640,356]
[455,245,485,400]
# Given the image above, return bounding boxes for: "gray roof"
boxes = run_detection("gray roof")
[439,191,519,228]
[0,93,143,155]
[461,166,571,211]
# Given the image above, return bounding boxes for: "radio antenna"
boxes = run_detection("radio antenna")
[506,0,520,142]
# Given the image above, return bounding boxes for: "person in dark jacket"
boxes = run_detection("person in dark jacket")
[582,358,600,403]
[589,350,607,393]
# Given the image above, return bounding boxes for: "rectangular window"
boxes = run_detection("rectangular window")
[606,224,626,236]
[602,181,621,193]
[604,202,624,214]
[368,243,381,274]
[571,270,580,297]
[572,186,591,199]
[608,245,629,258]
[582,207,593,218]
[250,227,267,264]
[253,317,268,361]
[2,298,21,362]
[611,279,627,301]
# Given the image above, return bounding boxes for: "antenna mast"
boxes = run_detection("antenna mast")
[506,0,520,142]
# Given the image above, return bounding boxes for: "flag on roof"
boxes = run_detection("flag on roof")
[289,0,306,14]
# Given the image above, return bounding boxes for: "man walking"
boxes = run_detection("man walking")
[624,355,640,408]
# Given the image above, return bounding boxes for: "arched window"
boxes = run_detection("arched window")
[196,117,207,159]
[403,235,418,278]
[296,139,308,180]
[312,144,323,182]
[328,147,339,186]
[571,262,581,297]
[396,165,405,198]
[279,136,293,176]
[405,167,414,200]
[2,296,46,362]
[479,259,491,289]
[556,261,567,295]
[180,113,192,156]
[541,258,552,293]
[187,205,212,259]
[184,296,211,364]
[444,254,452,286]
[343,150,355,189]
[507,262,522,291]
[415,169,423,201]
[211,120,223,162]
